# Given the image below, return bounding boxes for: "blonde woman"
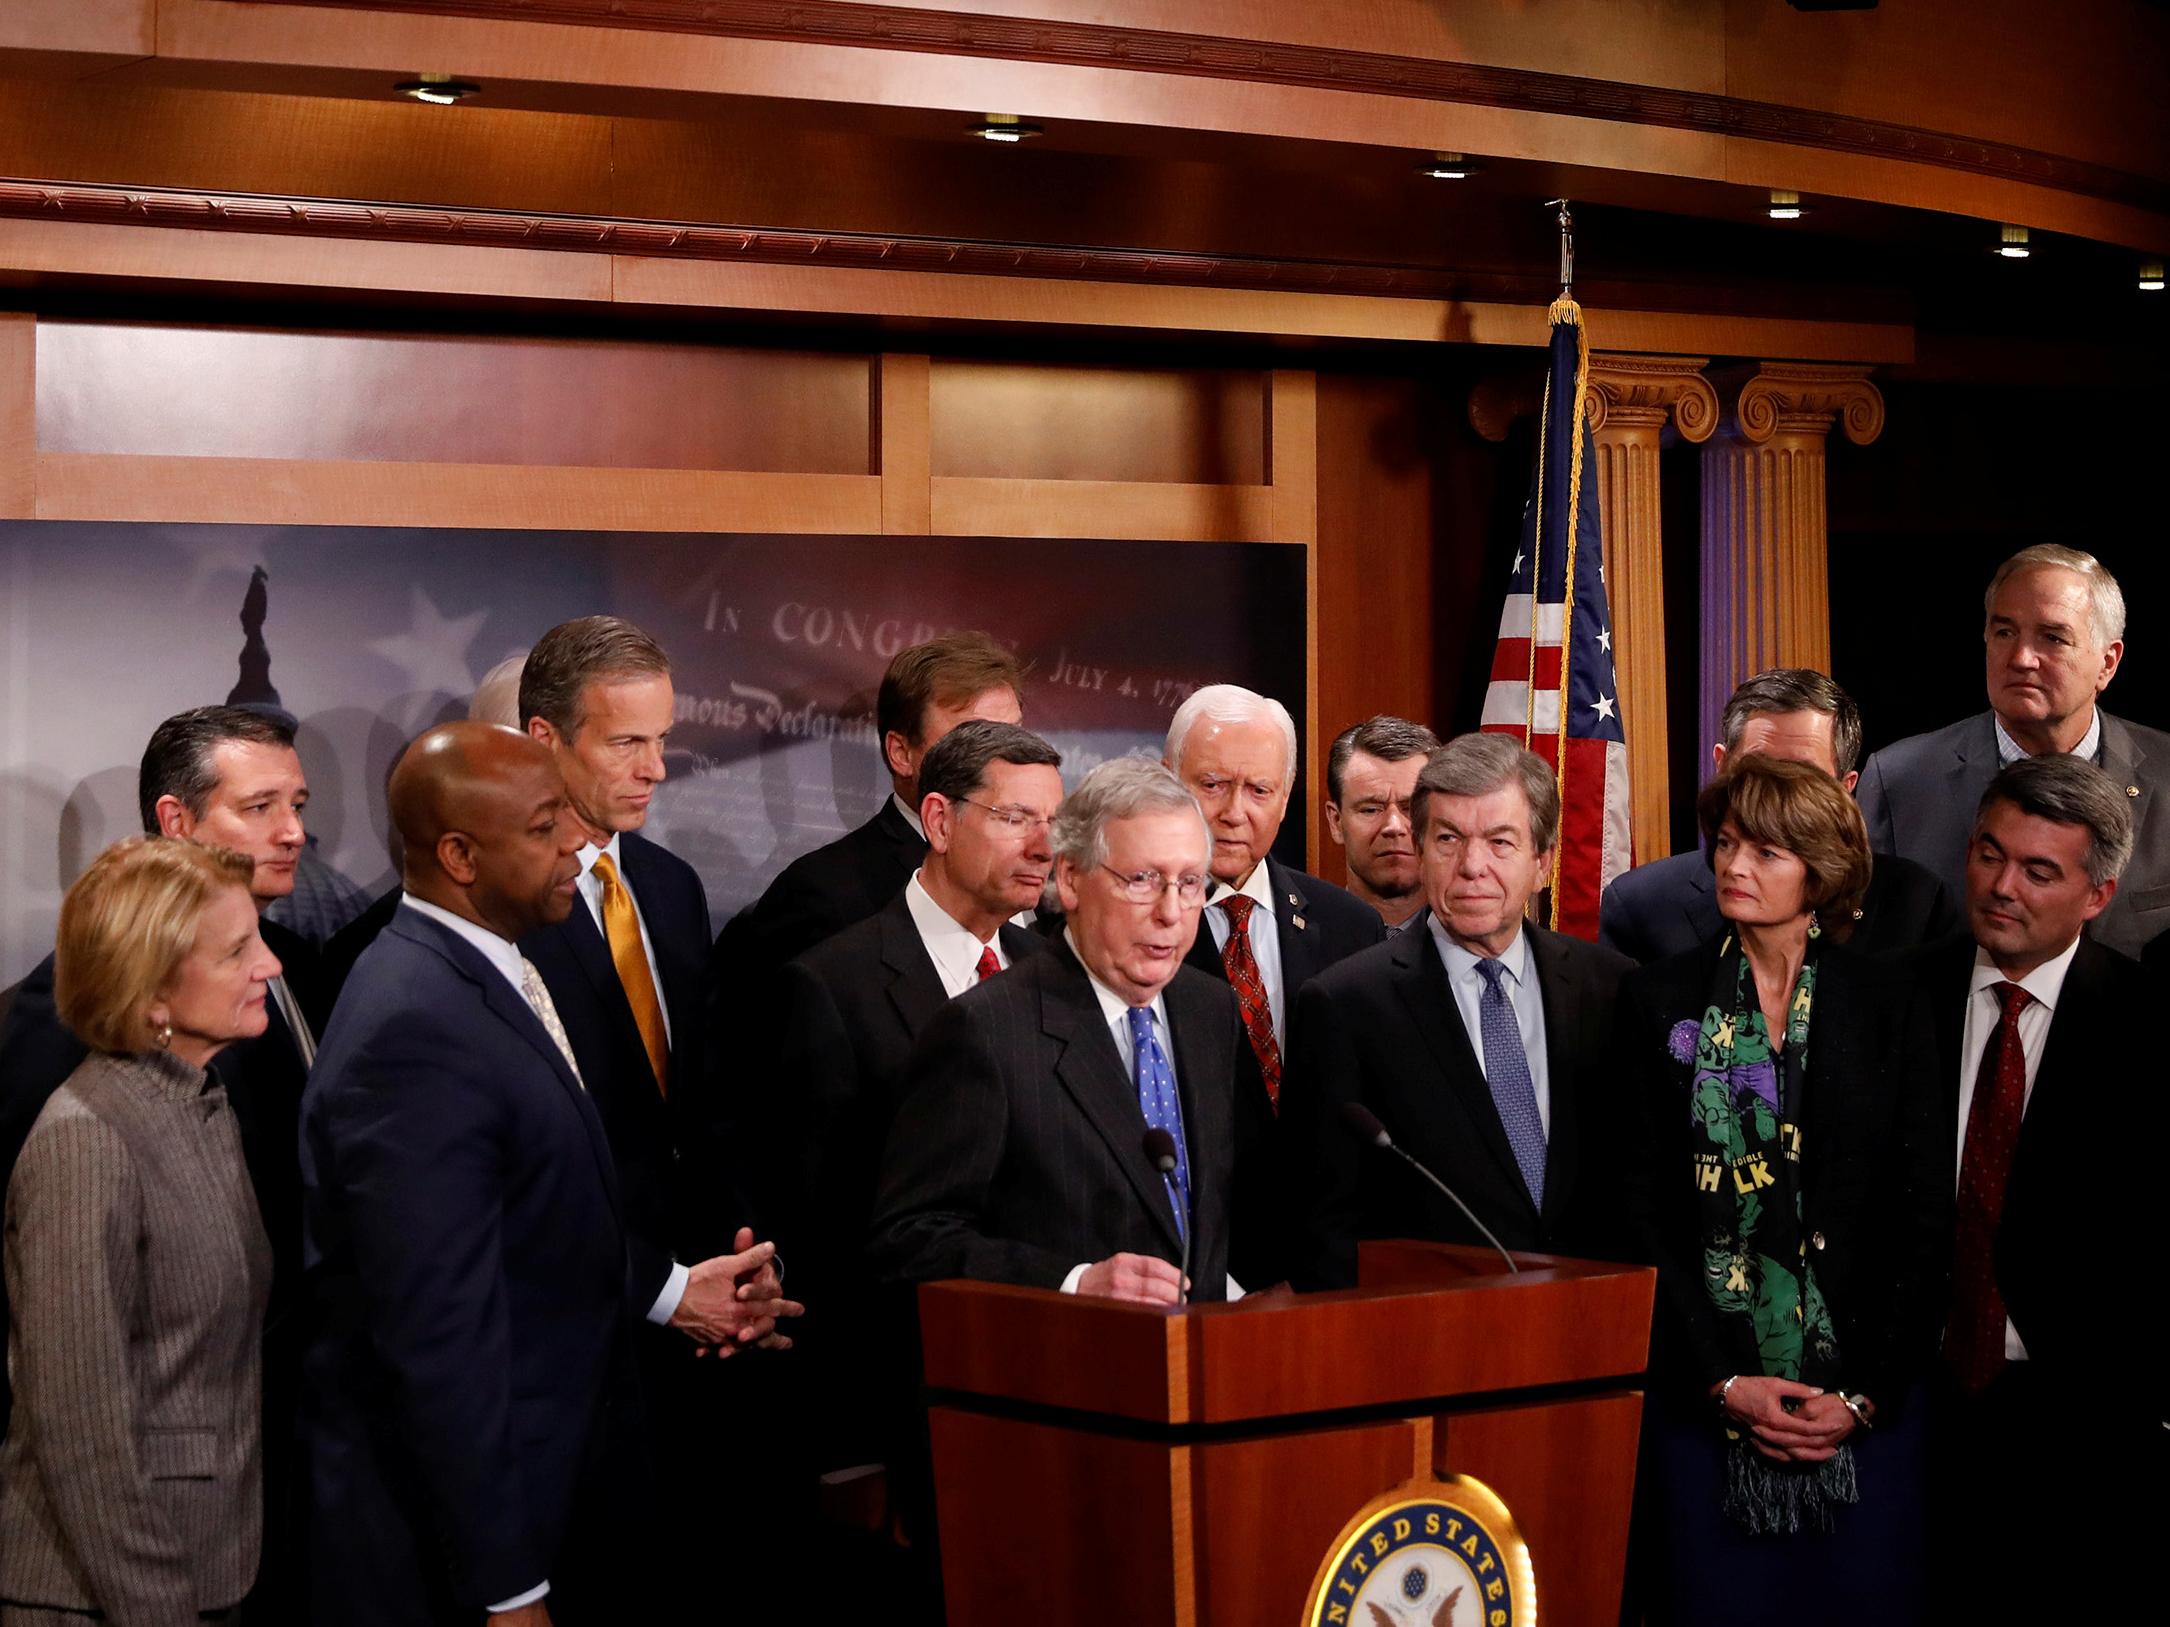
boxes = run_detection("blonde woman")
[0,837,277,1627]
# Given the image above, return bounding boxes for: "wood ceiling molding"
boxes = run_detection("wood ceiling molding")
[238,0,2168,214]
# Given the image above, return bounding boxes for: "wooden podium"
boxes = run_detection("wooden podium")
[917,1243,1655,1627]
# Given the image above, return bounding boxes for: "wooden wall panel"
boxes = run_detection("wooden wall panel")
[0,314,31,518]
[930,360,1265,485]
[34,321,876,473]
[877,351,932,534]
[928,477,1276,541]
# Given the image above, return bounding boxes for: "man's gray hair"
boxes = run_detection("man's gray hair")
[1984,544,2127,647]
[1327,715,1442,804]
[1052,754,1209,872]
[1975,754,2134,887]
[1164,683,1299,791]
[1411,733,1562,855]
[1719,669,1864,778]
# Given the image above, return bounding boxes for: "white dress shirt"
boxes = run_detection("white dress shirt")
[1428,916,1553,1136]
[1203,860,1287,1049]
[1954,935,2082,1362]
[891,791,926,839]
[903,871,1009,998]
[1994,709,2102,767]
[574,833,672,1043]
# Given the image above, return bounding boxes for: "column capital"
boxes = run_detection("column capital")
[1715,362,1885,447]
[1587,354,1719,443]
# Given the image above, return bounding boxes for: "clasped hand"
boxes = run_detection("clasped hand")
[669,1226,805,1357]
[1715,1375,1862,1463]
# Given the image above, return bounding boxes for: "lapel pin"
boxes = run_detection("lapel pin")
[2128,786,2140,797]
[1293,913,1308,931]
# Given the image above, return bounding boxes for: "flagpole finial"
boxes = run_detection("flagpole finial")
[1546,198,1574,295]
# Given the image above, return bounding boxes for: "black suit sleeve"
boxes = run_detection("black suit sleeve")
[868,998,1075,1290]
[1277,978,1366,1291]
[1597,878,1656,964]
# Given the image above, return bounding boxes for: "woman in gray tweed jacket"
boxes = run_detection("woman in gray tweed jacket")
[1,838,277,1627]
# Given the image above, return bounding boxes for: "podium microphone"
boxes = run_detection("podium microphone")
[1141,1128,1191,1304]
[1339,1102,1521,1276]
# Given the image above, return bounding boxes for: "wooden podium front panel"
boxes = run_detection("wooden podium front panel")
[1437,1392,1645,1627]
[930,1407,1186,1627]
[1190,1417,1429,1627]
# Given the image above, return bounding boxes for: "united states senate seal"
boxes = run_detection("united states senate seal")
[1302,1475,1535,1627]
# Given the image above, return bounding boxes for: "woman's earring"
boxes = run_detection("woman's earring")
[1807,910,1823,940]
[155,1021,172,1049]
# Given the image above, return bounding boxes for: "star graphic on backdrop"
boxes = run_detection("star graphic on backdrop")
[368,587,488,699]
[1592,694,1617,723]
[1510,550,1525,576]
[1597,626,1612,654]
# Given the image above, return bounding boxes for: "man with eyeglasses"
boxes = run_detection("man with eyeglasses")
[873,754,1269,1309]
[770,720,1059,1528]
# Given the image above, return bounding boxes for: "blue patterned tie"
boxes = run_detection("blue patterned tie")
[1473,957,1546,1210]
[1127,1006,1191,1240]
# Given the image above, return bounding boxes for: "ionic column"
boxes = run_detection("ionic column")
[1699,364,1885,761]
[1588,355,1717,863]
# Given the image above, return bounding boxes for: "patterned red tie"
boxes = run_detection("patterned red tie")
[1216,894,1283,1110]
[1948,980,2032,1394]
[974,945,1001,983]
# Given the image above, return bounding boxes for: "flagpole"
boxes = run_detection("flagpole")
[1544,201,1590,929]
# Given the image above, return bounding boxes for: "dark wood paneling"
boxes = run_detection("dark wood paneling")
[34,320,875,472]
[931,359,1265,484]
[1438,1393,1643,1627]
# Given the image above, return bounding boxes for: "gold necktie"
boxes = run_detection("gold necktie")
[591,853,669,1095]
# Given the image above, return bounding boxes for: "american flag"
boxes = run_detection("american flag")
[1479,298,1630,939]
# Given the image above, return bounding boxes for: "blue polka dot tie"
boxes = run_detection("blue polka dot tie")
[1128,1005,1190,1241]
[1474,957,1546,1211]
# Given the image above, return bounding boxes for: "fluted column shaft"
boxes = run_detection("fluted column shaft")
[1699,364,1885,763]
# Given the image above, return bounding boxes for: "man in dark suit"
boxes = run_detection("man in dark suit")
[773,720,1059,1474]
[1163,684,1384,1118]
[1911,754,2163,1609]
[714,630,1025,987]
[1282,733,1634,1288]
[0,704,327,1622]
[1858,544,2170,958]
[515,617,803,1592]
[1324,714,1440,934]
[872,755,1266,1305]
[1601,669,1958,963]
[303,723,765,1624]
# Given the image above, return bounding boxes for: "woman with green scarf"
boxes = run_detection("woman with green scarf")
[1614,755,1947,1626]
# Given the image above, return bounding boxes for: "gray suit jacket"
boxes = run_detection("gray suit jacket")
[1856,708,2170,960]
[0,1049,272,1623]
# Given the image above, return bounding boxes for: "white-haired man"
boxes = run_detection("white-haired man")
[1857,545,2169,958]
[1163,684,1382,1116]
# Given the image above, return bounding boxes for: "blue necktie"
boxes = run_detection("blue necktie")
[1127,1006,1191,1240]
[1473,957,1546,1210]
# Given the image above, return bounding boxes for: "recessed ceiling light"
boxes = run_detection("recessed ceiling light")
[395,75,480,106]
[1995,223,2032,259]
[969,114,1042,143]
[1417,152,1479,180]
[2140,261,2166,292]
[1766,189,1805,220]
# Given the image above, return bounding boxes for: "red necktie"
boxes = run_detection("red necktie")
[1948,980,2032,1394]
[974,945,1001,983]
[1217,894,1283,1110]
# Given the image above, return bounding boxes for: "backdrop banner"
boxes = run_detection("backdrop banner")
[0,521,1307,983]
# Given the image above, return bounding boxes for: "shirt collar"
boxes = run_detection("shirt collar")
[1207,858,1276,917]
[400,892,527,994]
[575,829,624,884]
[905,870,1001,984]
[1063,927,1170,1032]
[1969,932,2083,1016]
[891,791,926,840]
[1994,708,2101,766]
[1427,913,1532,989]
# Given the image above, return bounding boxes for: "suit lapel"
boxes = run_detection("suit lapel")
[1268,858,1319,991]
[876,893,949,1040]
[1388,927,1532,1210]
[1681,862,1717,955]
[1161,970,1233,1247]
[619,832,700,1044]
[1525,926,1582,1224]
[1041,944,1185,1252]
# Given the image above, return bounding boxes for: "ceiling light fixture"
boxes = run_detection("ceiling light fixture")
[2140,261,2166,292]
[1418,152,1479,180]
[1766,189,1805,220]
[1994,223,2032,259]
[395,74,480,105]
[969,114,1042,143]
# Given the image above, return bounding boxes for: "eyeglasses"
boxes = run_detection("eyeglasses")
[1099,865,1208,906]
[957,797,1056,836]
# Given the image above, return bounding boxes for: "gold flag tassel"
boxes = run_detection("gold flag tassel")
[1545,292,1592,929]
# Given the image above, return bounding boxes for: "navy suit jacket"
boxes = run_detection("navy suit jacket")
[300,906,634,1622]
[1856,708,2170,959]
[521,830,742,1308]
[1599,846,1961,965]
